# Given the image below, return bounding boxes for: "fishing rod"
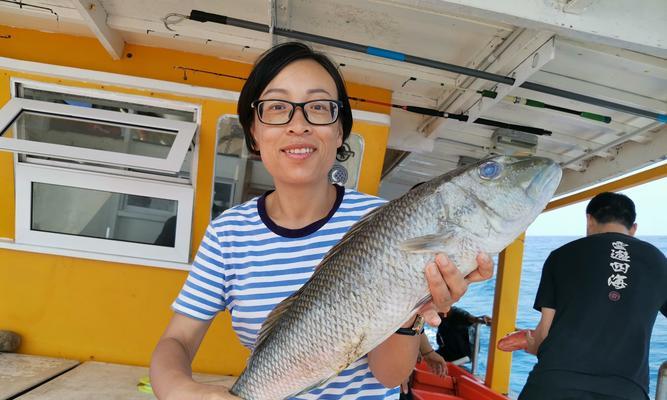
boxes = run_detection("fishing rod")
[183,9,667,123]
[169,57,549,134]
[392,82,611,125]
[174,66,247,81]
[478,91,612,123]
[349,96,552,136]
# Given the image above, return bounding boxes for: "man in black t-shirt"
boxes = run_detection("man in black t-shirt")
[436,307,491,364]
[519,192,667,400]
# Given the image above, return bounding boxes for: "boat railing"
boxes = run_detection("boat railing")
[471,322,482,376]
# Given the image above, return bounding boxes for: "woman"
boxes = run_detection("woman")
[150,42,493,400]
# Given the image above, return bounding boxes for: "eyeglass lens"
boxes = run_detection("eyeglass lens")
[257,100,339,125]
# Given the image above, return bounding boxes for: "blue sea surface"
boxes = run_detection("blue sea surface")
[424,235,667,399]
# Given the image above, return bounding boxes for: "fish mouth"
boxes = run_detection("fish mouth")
[523,157,562,200]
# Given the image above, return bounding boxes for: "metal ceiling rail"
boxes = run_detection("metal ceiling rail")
[187,10,667,123]
[561,122,662,168]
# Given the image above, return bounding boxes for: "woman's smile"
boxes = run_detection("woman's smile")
[281,144,317,160]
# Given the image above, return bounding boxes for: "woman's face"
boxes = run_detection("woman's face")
[251,59,343,187]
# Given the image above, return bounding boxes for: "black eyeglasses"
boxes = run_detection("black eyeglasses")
[251,99,343,125]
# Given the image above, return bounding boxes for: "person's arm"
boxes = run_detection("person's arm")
[368,252,493,387]
[525,307,555,355]
[419,334,448,377]
[456,309,490,327]
[150,313,238,400]
[464,313,491,326]
[524,251,558,356]
[475,315,492,326]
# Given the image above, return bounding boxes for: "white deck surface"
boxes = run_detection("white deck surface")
[15,361,236,399]
[0,353,79,400]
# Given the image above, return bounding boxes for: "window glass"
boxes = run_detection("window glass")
[212,116,272,218]
[32,182,178,248]
[18,87,197,165]
[3,111,176,159]
[212,180,234,219]
[0,84,199,175]
[334,133,364,189]
[20,87,195,122]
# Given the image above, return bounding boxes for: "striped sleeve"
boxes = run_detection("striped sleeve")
[172,223,228,320]
[297,357,400,400]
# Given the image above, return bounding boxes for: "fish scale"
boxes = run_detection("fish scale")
[231,155,561,400]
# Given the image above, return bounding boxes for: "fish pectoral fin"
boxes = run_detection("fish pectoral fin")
[399,232,456,253]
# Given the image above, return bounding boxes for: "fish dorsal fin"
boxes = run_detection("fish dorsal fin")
[255,286,305,349]
[316,204,384,270]
[399,229,457,253]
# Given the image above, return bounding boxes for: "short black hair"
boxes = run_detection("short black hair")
[237,42,353,158]
[586,192,636,229]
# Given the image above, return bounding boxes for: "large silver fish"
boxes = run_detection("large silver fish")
[231,155,561,399]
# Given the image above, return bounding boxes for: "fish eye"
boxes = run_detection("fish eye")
[479,161,502,180]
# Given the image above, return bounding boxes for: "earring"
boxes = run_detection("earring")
[328,163,348,186]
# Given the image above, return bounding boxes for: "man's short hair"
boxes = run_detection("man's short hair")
[586,192,636,229]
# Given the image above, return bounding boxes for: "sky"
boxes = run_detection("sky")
[526,176,667,236]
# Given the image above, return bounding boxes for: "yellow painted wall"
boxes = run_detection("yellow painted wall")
[353,121,391,196]
[0,25,391,374]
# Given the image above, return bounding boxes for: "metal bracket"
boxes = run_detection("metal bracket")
[464,37,556,125]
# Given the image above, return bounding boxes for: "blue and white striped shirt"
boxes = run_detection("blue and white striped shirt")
[173,185,399,399]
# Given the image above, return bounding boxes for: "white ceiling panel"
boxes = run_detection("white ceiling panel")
[0,0,664,199]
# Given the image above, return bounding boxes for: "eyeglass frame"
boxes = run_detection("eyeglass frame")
[250,99,344,126]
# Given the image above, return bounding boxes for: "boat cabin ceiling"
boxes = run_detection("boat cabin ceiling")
[1,0,665,199]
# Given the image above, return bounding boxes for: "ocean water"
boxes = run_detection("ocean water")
[424,235,667,399]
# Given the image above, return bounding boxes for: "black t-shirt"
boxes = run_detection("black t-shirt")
[527,233,667,399]
[436,307,474,362]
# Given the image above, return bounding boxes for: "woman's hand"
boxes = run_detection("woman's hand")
[420,253,493,326]
[423,351,448,377]
[400,377,411,394]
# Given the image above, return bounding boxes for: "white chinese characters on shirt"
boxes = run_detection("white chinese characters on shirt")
[609,261,630,274]
[608,274,628,289]
[608,241,631,292]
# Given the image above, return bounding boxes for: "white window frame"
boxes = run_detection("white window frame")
[10,78,203,116]
[0,97,197,173]
[338,132,365,190]
[15,163,193,263]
